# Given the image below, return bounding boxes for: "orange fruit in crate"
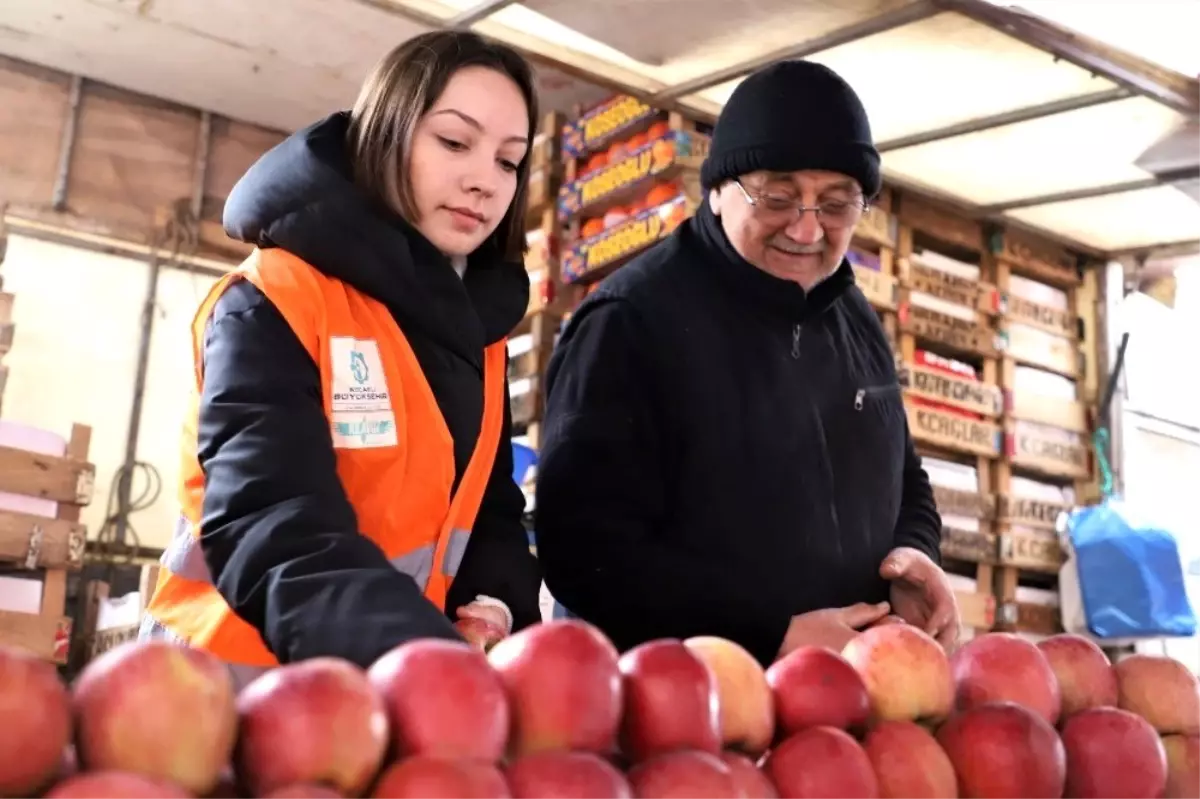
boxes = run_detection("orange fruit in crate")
[646,121,670,141]
[581,218,605,239]
[645,181,680,209]
[584,152,607,175]
[626,132,649,152]
[603,206,631,229]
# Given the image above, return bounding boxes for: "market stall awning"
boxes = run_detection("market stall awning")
[1,0,1197,257]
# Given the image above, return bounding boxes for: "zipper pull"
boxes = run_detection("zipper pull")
[791,324,802,359]
[854,389,865,411]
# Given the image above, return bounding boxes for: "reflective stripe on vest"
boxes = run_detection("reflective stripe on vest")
[141,247,508,670]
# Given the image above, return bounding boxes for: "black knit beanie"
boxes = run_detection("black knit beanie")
[699,60,881,198]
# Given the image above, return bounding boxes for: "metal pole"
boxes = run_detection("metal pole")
[114,236,164,546]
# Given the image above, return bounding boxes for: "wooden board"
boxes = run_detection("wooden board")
[0,609,71,664]
[997,601,1061,635]
[1005,420,1090,480]
[0,55,285,265]
[899,362,1003,417]
[1006,391,1088,433]
[899,303,1001,358]
[1004,294,1078,339]
[906,401,1002,458]
[956,589,996,631]
[1001,324,1081,377]
[997,495,1073,532]
[0,511,87,570]
[900,260,1001,316]
[897,194,982,252]
[941,527,998,564]
[0,56,70,208]
[0,444,95,505]
[932,485,996,520]
[998,230,1081,288]
[997,528,1065,574]
[853,266,898,310]
[853,204,896,250]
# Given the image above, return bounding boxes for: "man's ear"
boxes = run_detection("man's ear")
[707,187,722,216]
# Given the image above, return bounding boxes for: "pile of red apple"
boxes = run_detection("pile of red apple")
[1,620,1197,799]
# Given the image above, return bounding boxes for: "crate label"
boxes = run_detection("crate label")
[562,95,658,157]
[906,263,1000,314]
[941,527,997,563]
[998,496,1072,530]
[852,266,897,310]
[1000,233,1079,286]
[1001,322,1079,375]
[998,530,1064,572]
[900,362,1002,417]
[563,195,690,281]
[1010,425,1089,478]
[901,304,1000,357]
[908,404,1001,456]
[558,131,701,219]
[932,485,995,519]
[1005,295,1076,337]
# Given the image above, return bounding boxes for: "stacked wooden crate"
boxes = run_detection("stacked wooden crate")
[509,111,567,447]
[858,190,1102,642]
[990,232,1097,639]
[0,422,95,664]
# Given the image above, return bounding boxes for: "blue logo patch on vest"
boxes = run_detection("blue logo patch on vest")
[350,350,370,384]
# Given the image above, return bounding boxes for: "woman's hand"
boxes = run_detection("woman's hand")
[880,547,961,650]
[454,597,512,652]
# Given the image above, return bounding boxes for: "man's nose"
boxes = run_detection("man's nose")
[783,208,825,245]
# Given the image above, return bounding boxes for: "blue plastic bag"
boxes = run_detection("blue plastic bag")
[1065,497,1197,639]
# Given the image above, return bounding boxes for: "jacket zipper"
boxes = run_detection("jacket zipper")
[791,324,802,359]
[854,384,900,411]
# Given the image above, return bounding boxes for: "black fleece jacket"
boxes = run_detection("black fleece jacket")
[196,112,542,668]
[535,203,942,667]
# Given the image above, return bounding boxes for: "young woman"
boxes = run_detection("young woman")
[141,31,542,687]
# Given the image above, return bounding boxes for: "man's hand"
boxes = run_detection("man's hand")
[777,602,892,659]
[454,601,510,652]
[880,547,960,649]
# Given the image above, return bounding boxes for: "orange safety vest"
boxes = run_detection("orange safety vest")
[142,247,508,670]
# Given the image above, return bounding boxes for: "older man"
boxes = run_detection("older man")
[535,60,958,666]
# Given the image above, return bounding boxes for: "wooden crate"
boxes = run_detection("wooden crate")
[989,228,1096,637]
[77,563,160,663]
[0,423,94,663]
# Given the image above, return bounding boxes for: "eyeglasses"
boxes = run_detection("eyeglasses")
[733,180,868,229]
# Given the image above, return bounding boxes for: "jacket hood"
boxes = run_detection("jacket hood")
[222,112,529,365]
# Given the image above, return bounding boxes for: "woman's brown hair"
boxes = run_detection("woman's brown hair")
[347,31,538,261]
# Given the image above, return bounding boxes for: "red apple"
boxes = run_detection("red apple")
[262,785,345,798]
[1162,734,1200,799]
[626,750,737,799]
[235,657,388,798]
[683,636,775,756]
[766,646,870,734]
[936,701,1066,798]
[71,641,236,795]
[1036,634,1117,718]
[44,771,192,798]
[1115,654,1200,735]
[505,751,632,798]
[487,620,622,756]
[950,633,1062,725]
[0,645,72,797]
[763,727,878,798]
[720,752,777,799]
[618,639,720,762]
[863,720,957,798]
[368,639,508,762]
[1060,707,1167,798]
[840,624,953,724]
[371,757,510,798]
